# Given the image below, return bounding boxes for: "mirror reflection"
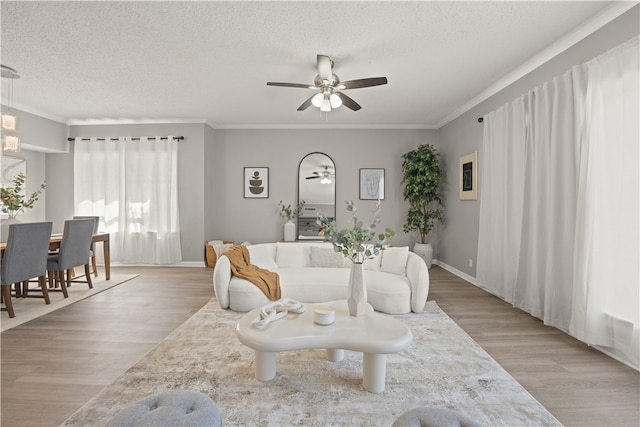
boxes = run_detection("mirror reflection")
[298,152,336,240]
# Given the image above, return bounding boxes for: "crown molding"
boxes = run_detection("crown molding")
[435,1,638,129]
[211,123,437,130]
[67,118,210,126]
[9,102,68,124]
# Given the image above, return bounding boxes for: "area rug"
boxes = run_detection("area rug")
[62,299,561,426]
[1,273,138,332]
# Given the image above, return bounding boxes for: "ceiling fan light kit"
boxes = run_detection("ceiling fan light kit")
[306,166,334,184]
[267,55,387,113]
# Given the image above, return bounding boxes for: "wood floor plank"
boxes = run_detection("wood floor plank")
[1,266,215,427]
[428,266,640,427]
[1,265,638,427]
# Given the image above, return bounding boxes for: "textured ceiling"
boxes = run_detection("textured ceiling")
[0,1,624,128]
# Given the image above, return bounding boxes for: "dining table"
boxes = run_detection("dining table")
[0,232,111,280]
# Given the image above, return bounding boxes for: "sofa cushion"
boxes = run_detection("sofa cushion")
[310,246,347,268]
[363,252,382,271]
[247,244,278,270]
[365,270,412,314]
[227,267,412,314]
[276,242,311,268]
[381,246,409,275]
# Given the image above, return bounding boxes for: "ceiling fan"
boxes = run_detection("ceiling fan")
[306,166,335,184]
[267,55,388,112]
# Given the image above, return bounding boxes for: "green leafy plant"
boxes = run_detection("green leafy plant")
[318,200,395,264]
[0,172,46,218]
[278,200,305,221]
[401,144,444,243]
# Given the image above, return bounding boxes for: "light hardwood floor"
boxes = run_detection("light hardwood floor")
[1,266,638,426]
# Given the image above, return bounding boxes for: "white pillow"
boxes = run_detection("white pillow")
[381,246,409,275]
[247,245,277,270]
[310,246,345,268]
[363,252,382,271]
[276,242,311,268]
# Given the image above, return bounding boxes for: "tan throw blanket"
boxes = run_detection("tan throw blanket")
[225,245,281,301]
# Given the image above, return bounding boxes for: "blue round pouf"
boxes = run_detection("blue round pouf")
[392,406,480,427]
[107,390,222,427]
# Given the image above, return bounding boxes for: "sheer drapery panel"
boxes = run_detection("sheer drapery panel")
[570,37,639,367]
[74,136,182,265]
[477,36,639,369]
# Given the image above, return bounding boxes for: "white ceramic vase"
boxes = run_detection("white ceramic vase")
[347,262,367,316]
[283,219,296,242]
[413,242,433,269]
[0,216,20,243]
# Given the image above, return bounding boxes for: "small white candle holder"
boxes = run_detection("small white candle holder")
[313,305,335,325]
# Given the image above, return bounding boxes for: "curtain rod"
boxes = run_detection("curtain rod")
[68,136,184,142]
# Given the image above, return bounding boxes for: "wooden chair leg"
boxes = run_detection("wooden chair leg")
[84,264,94,289]
[58,271,68,298]
[39,276,51,304]
[12,282,22,297]
[2,285,15,318]
[48,270,55,289]
[91,255,98,277]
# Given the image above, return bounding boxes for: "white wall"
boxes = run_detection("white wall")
[437,5,640,276]
[206,128,437,248]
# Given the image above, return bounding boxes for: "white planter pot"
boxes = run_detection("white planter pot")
[283,220,296,242]
[347,262,367,316]
[413,242,433,269]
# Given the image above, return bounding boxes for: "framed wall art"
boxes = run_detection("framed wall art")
[244,167,269,198]
[359,168,385,200]
[459,152,477,200]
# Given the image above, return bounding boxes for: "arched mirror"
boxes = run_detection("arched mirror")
[297,152,336,240]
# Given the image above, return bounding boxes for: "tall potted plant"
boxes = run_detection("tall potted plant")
[401,144,444,268]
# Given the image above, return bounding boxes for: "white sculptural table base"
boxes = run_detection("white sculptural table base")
[236,300,413,393]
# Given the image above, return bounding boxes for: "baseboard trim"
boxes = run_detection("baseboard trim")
[109,261,207,268]
[432,259,481,287]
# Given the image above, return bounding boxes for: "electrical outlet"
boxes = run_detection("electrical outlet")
[468,259,473,268]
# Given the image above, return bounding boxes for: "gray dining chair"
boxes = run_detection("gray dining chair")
[1,222,53,318]
[47,218,95,298]
[73,215,99,277]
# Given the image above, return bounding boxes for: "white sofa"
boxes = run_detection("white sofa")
[213,242,429,314]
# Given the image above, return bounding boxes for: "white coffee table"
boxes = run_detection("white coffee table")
[236,300,412,393]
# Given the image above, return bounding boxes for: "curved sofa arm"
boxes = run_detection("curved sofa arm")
[213,255,231,308]
[406,252,430,312]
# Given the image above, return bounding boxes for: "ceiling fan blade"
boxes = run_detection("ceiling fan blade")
[337,77,388,90]
[317,55,333,81]
[306,175,321,179]
[267,82,316,89]
[336,92,361,111]
[297,94,316,111]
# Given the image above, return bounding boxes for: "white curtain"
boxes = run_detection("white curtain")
[476,97,526,303]
[74,136,182,265]
[477,36,639,369]
[570,37,639,367]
